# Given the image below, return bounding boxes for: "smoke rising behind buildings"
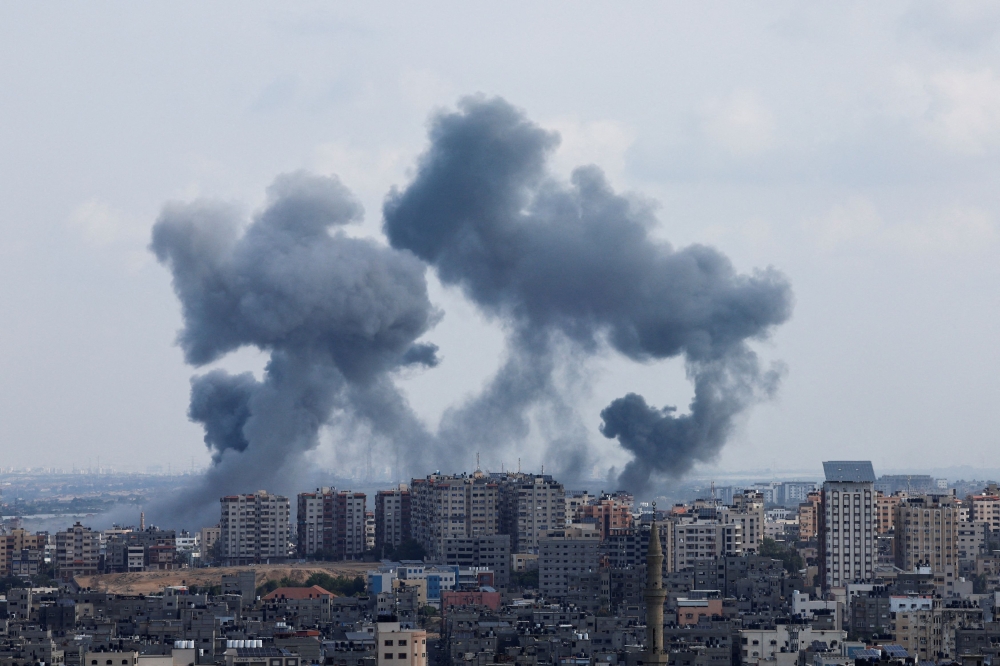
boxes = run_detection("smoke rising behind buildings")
[152,96,792,523]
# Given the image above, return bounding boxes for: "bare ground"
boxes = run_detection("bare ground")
[75,561,373,595]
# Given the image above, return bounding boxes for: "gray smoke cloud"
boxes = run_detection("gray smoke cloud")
[151,96,792,525]
[150,172,440,525]
[384,95,793,494]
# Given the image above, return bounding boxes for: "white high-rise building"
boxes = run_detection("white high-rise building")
[219,491,291,565]
[819,461,876,589]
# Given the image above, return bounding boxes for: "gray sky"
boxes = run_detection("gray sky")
[2,2,999,480]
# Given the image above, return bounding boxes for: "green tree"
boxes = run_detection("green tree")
[385,539,426,561]
[759,537,804,574]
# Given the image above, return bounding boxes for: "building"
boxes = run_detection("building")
[497,473,565,553]
[893,495,958,574]
[819,461,876,589]
[721,491,764,553]
[55,522,99,580]
[0,529,46,577]
[603,521,672,574]
[219,491,291,566]
[296,488,367,560]
[441,534,510,588]
[876,475,937,496]
[375,620,427,666]
[222,570,258,598]
[577,493,632,541]
[200,525,221,561]
[780,481,819,506]
[374,487,412,557]
[876,492,905,535]
[538,526,600,599]
[262,585,334,627]
[970,487,1000,532]
[798,492,821,540]
[957,520,987,559]
[673,521,742,570]
[563,491,592,526]
[410,472,499,559]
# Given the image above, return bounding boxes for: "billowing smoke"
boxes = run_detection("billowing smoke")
[384,96,792,493]
[150,173,440,524]
[152,95,792,523]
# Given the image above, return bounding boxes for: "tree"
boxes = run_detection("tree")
[759,537,804,574]
[385,539,426,561]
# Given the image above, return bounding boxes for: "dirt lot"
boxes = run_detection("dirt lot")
[75,561,372,595]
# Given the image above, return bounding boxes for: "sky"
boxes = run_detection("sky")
[1,2,999,482]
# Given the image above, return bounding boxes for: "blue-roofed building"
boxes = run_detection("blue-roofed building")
[820,461,876,590]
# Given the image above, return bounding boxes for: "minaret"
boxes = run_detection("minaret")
[643,512,670,665]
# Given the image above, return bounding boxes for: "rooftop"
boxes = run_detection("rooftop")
[823,461,876,483]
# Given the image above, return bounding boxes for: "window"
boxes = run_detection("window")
[385,655,393,660]
[385,641,394,646]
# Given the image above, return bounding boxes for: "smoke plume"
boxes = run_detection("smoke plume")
[152,95,792,524]
[384,96,793,493]
[150,173,440,524]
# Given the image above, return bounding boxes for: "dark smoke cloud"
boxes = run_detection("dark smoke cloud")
[150,172,440,525]
[151,96,792,525]
[384,95,793,493]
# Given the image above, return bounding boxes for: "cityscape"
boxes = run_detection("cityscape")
[1,462,999,666]
[4,5,1000,666]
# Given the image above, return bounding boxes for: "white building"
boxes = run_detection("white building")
[219,491,291,565]
[819,461,876,589]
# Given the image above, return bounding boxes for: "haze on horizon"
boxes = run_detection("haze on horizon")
[1,2,999,485]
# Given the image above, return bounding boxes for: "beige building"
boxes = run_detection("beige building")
[0,529,46,577]
[893,495,958,574]
[673,521,742,570]
[85,651,138,666]
[722,490,764,553]
[410,472,499,559]
[971,487,1000,532]
[499,473,566,553]
[55,522,99,581]
[376,621,427,666]
[876,492,905,534]
[890,595,983,661]
[957,520,988,558]
[798,492,820,540]
[219,491,291,565]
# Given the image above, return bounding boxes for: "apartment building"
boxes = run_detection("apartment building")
[577,493,633,541]
[798,492,820,540]
[957,520,987,559]
[375,487,412,556]
[376,621,427,666]
[876,492,905,535]
[410,472,499,559]
[721,490,765,553]
[441,534,510,588]
[673,521,743,570]
[603,520,673,576]
[0,529,46,577]
[893,495,958,574]
[220,491,291,566]
[563,491,592,527]
[498,474,565,553]
[55,522,99,581]
[971,486,1000,532]
[819,461,877,589]
[538,526,600,599]
[296,488,367,560]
